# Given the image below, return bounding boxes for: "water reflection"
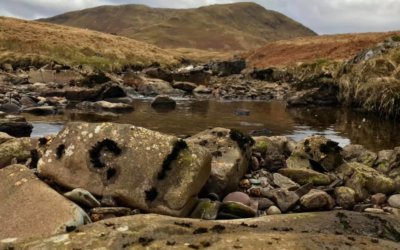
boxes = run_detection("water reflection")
[23,100,400,152]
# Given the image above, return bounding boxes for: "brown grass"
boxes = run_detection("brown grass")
[245,32,400,68]
[0,17,180,71]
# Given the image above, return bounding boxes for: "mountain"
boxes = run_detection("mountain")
[40,2,316,52]
[0,17,179,70]
[245,32,399,68]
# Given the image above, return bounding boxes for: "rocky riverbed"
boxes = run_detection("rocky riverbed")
[0,121,400,249]
[1,39,400,249]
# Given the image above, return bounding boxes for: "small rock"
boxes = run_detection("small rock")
[266,206,282,215]
[64,188,101,208]
[388,194,400,208]
[364,208,386,214]
[172,81,197,93]
[190,199,221,220]
[371,193,387,206]
[334,187,356,210]
[269,188,299,213]
[223,192,250,206]
[273,173,300,190]
[253,197,274,210]
[300,189,335,211]
[219,201,256,218]
[239,179,251,189]
[151,95,176,108]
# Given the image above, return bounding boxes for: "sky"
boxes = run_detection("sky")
[0,0,399,34]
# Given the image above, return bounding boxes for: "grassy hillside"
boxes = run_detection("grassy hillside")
[245,32,399,68]
[0,17,179,71]
[40,2,316,52]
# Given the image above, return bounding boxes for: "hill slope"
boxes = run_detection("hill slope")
[40,2,316,51]
[245,32,400,68]
[0,17,179,70]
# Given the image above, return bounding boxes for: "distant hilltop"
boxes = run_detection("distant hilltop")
[39,2,316,52]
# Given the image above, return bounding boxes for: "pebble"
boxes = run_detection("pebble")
[388,194,400,208]
[371,193,387,205]
[266,206,282,215]
[364,208,386,214]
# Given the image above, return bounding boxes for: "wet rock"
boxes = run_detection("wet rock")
[187,128,253,196]
[190,199,221,220]
[38,122,211,217]
[223,192,251,206]
[99,84,126,100]
[172,81,197,93]
[287,135,343,172]
[300,189,335,211]
[371,193,387,206]
[103,96,132,104]
[266,206,282,215]
[388,194,400,208]
[76,101,134,113]
[272,173,300,190]
[0,165,90,240]
[151,95,176,108]
[193,85,212,94]
[0,115,33,137]
[341,144,377,167]
[143,67,173,82]
[22,105,57,115]
[287,85,339,107]
[78,72,110,88]
[0,138,35,168]
[0,103,21,114]
[269,188,299,213]
[208,59,246,77]
[40,86,103,101]
[336,162,396,201]
[219,201,256,218]
[334,187,356,210]
[136,78,180,96]
[279,168,332,186]
[64,188,101,208]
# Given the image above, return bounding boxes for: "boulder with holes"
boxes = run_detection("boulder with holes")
[37,122,211,217]
[187,128,254,197]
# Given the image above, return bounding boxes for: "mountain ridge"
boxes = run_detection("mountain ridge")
[40,2,317,52]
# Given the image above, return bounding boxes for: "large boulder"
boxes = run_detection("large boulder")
[187,128,253,196]
[0,138,36,168]
[336,162,396,201]
[38,122,211,217]
[0,115,33,137]
[0,165,90,240]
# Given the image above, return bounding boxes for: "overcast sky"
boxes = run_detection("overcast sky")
[0,0,399,34]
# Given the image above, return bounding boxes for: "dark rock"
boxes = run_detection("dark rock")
[208,59,246,77]
[234,108,250,116]
[22,106,57,115]
[190,199,221,220]
[151,95,176,108]
[287,85,339,107]
[0,103,21,114]
[99,84,127,100]
[0,115,32,137]
[172,81,197,93]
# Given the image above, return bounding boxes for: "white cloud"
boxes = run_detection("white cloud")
[0,0,399,34]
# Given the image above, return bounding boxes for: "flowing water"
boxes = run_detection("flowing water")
[23,99,400,152]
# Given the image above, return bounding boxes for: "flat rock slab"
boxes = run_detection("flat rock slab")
[8,211,400,249]
[0,165,89,241]
[38,122,211,217]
